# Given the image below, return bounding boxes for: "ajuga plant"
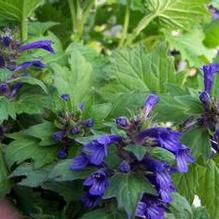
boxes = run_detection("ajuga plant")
[70,93,194,218]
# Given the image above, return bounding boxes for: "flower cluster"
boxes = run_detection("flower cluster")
[53,95,95,158]
[70,94,194,218]
[195,64,219,152]
[0,29,54,98]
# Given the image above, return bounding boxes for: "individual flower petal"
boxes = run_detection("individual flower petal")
[71,126,80,134]
[10,82,23,97]
[57,147,68,159]
[70,153,90,170]
[199,91,211,107]
[15,60,45,72]
[19,40,55,54]
[144,94,160,118]
[0,83,9,93]
[81,193,101,208]
[83,118,95,128]
[202,63,219,94]
[53,131,64,142]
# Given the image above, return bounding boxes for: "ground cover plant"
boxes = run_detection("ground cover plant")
[0,0,219,219]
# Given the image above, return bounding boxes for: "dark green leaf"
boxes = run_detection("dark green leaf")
[125,144,147,161]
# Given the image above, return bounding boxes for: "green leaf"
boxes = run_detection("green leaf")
[0,0,45,22]
[182,127,211,160]
[22,121,56,146]
[0,68,14,82]
[52,50,94,109]
[0,147,11,197]
[151,147,175,163]
[5,136,57,168]
[80,209,126,219]
[104,173,156,216]
[144,0,210,31]
[197,160,219,219]
[15,76,48,94]
[48,159,95,182]
[103,43,176,94]
[15,94,51,115]
[169,193,193,219]
[0,98,16,123]
[164,28,215,67]
[204,20,219,48]
[10,163,49,187]
[125,144,147,161]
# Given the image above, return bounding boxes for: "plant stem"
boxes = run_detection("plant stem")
[68,0,77,33]
[118,0,130,48]
[125,13,156,47]
[21,17,28,42]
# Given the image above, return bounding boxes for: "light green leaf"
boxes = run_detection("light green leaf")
[5,136,57,168]
[52,50,94,109]
[0,0,45,21]
[144,0,210,31]
[204,20,219,48]
[104,173,156,216]
[164,28,215,67]
[0,68,14,82]
[48,159,95,182]
[125,144,148,161]
[151,147,175,163]
[0,98,16,123]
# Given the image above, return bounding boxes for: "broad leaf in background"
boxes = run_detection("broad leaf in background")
[144,0,210,31]
[101,43,176,101]
[52,49,94,110]
[0,148,11,197]
[164,28,216,67]
[182,127,211,160]
[0,98,16,123]
[204,20,219,48]
[5,136,57,168]
[104,173,156,216]
[0,0,44,22]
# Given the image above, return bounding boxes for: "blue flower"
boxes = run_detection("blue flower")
[136,194,166,219]
[19,40,55,54]
[199,91,211,107]
[83,118,95,128]
[53,131,64,142]
[80,103,85,110]
[57,147,68,159]
[175,146,195,173]
[81,192,102,208]
[61,93,70,101]
[144,94,160,118]
[119,160,130,173]
[70,153,90,170]
[10,82,23,97]
[71,126,80,134]
[116,116,129,128]
[84,135,121,165]
[202,64,219,94]
[15,60,45,72]
[0,83,9,93]
[139,128,182,153]
[84,169,109,196]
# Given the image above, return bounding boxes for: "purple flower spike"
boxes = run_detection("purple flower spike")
[84,170,109,196]
[119,160,130,173]
[15,60,45,72]
[70,153,90,170]
[61,93,70,101]
[136,194,166,219]
[202,64,219,94]
[19,40,55,54]
[81,193,101,208]
[144,94,160,118]
[116,116,129,128]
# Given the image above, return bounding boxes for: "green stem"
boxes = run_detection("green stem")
[21,17,28,42]
[68,0,77,32]
[125,13,156,47]
[118,0,130,48]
